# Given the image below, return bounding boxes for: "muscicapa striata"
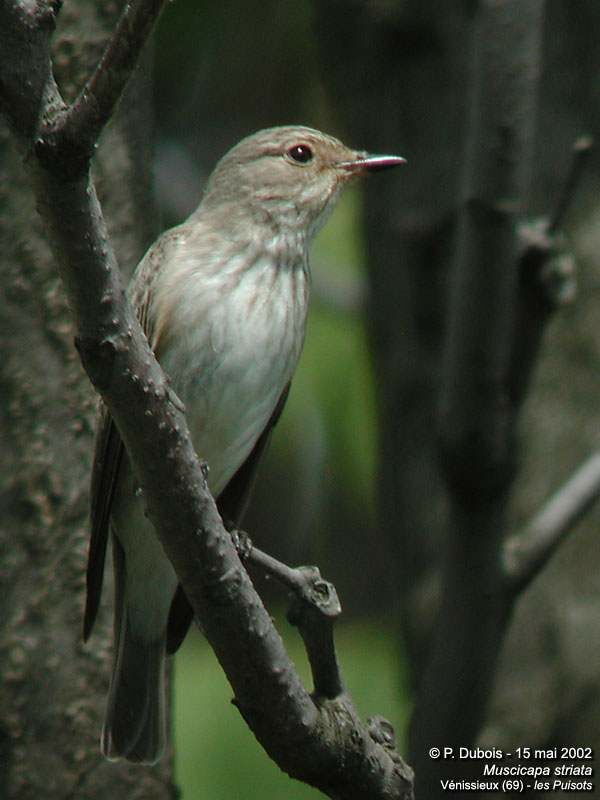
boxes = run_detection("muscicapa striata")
[84,125,405,763]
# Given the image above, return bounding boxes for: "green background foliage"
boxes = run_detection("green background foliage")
[153,9,413,780]
[171,178,410,799]
[175,621,410,799]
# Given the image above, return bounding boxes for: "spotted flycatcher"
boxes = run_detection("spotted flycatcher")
[83,125,405,763]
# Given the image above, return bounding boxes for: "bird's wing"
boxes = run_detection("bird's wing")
[85,225,292,645]
[83,238,169,640]
[165,382,291,654]
[83,407,124,640]
[217,382,291,526]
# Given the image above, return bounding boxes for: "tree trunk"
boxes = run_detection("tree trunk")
[316,1,600,798]
[0,3,170,797]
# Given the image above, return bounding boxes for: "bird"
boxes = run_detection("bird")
[83,125,405,764]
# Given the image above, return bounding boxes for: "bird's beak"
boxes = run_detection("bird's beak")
[339,153,407,173]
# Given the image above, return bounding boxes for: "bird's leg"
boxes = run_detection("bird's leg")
[226,524,343,699]
[225,522,326,599]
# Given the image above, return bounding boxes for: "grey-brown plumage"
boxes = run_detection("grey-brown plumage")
[84,126,404,763]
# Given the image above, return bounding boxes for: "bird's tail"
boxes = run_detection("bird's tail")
[101,613,167,765]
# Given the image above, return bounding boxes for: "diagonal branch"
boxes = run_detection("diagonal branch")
[549,135,594,234]
[509,136,592,410]
[504,452,600,592]
[67,0,166,140]
[37,0,168,175]
[0,3,414,798]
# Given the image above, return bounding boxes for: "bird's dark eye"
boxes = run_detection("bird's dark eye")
[287,144,313,164]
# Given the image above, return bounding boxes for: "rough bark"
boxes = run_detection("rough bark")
[0,2,168,797]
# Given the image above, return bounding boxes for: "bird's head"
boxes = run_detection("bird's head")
[202,126,405,239]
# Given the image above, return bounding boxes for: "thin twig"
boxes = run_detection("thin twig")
[244,544,344,699]
[285,568,343,700]
[549,135,594,233]
[504,452,600,591]
[40,0,168,171]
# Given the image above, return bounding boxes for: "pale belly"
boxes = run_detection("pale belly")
[112,259,308,638]
[160,262,308,497]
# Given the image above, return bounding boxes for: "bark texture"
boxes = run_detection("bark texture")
[0,3,168,797]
